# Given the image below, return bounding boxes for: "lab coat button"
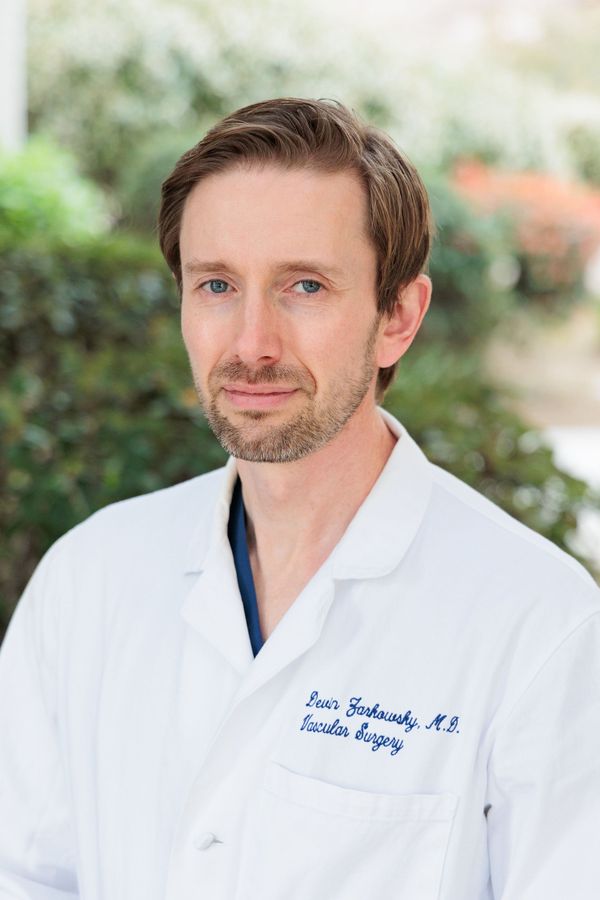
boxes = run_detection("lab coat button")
[194,831,217,851]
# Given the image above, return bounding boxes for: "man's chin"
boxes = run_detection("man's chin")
[204,406,320,463]
[231,407,277,421]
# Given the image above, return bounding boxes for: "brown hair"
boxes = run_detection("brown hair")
[158,97,433,397]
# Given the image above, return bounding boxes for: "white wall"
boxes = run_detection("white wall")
[0,0,27,151]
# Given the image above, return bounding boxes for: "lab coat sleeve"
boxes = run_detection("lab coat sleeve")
[486,610,600,900]
[0,539,79,898]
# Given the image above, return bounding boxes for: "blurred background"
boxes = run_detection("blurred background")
[1,0,600,635]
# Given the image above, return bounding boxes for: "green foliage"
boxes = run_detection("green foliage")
[2,233,596,633]
[424,172,515,344]
[565,125,600,189]
[0,236,226,629]
[385,346,597,556]
[0,137,111,243]
[116,130,210,234]
[27,0,325,193]
[28,0,600,207]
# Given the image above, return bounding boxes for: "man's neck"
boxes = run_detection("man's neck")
[236,403,397,638]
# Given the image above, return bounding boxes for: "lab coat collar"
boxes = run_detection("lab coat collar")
[180,408,432,676]
[183,454,238,578]
[182,408,432,580]
[328,407,433,580]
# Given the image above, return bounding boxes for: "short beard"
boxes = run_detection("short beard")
[194,317,381,463]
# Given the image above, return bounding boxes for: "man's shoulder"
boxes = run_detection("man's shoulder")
[426,460,597,593]
[59,464,228,561]
[16,466,231,626]
[101,466,224,517]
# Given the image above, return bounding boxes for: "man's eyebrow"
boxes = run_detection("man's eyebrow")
[182,258,346,279]
[183,259,230,276]
[273,260,346,279]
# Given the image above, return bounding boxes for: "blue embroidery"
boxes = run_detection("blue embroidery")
[346,696,419,732]
[301,714,349,737]
[306,690,340,711]
[425,713,461,734]
[298,690,462,759]
[354,721,404,756]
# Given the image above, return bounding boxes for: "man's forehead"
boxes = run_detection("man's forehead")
[180,164,372,267]
[182,163,368,223]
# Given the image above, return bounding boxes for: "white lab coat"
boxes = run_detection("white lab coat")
[1,409,599,900]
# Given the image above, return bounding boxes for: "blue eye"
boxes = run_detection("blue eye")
[201,279,230,294]
[293,279,322,294]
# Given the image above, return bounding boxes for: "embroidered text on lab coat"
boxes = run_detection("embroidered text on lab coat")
[299,689,462,757]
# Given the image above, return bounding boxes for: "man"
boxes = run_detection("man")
[0,98,599,900]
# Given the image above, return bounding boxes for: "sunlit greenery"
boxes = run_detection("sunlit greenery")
[0,137,111,243]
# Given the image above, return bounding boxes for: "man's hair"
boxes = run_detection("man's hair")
[158,97,433,397]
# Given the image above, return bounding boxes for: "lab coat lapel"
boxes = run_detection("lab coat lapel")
[180,457,254,675]
[232,570,336,704]
[181,542,254,675]
[179,452,335,684]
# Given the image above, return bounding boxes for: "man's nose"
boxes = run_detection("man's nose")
[232,291,283,366]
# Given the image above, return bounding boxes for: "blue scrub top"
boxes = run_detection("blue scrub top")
[227,477,265,656]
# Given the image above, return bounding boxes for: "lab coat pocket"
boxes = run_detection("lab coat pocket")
[234,761,458,900]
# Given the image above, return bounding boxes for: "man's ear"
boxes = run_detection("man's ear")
[376,274,432,370]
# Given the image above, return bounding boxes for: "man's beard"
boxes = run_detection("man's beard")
[192,317,381,463]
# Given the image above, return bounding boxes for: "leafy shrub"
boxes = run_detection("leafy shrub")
[28,0,600,203]
[115,130,211,233]
[27,0,326,192]
[2,234,597,634]
[0,137,111,243]
[386,345,596,553]
[0,235,224,630]
[453,161,600,309]
[423,171,516,344]
[566,124,600,189]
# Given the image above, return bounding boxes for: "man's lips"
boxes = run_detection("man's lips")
[222,384,298,395]
[221,384,299,408]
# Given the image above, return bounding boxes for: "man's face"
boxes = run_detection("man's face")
[179,163,385,463]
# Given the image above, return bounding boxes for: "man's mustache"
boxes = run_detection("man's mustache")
[210,361,313,390]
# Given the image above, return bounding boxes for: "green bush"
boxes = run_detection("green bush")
[28,0,600,204]
[385,345,596,552]
[2,233,597,634]
[567,124,600,188]
[424,171,515,344]
[116,130,211,234]
[0,236,226,630]
[0,137,111,243]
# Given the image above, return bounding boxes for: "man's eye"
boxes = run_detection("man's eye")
[199,279,231,294]
[291,279,323,294]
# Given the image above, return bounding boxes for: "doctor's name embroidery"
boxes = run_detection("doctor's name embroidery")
[299,690,461,758]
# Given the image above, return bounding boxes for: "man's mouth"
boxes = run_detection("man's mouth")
[223,384,297,395]
[222,384,299,408]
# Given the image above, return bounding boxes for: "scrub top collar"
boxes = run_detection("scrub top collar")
[228,477,264,657]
